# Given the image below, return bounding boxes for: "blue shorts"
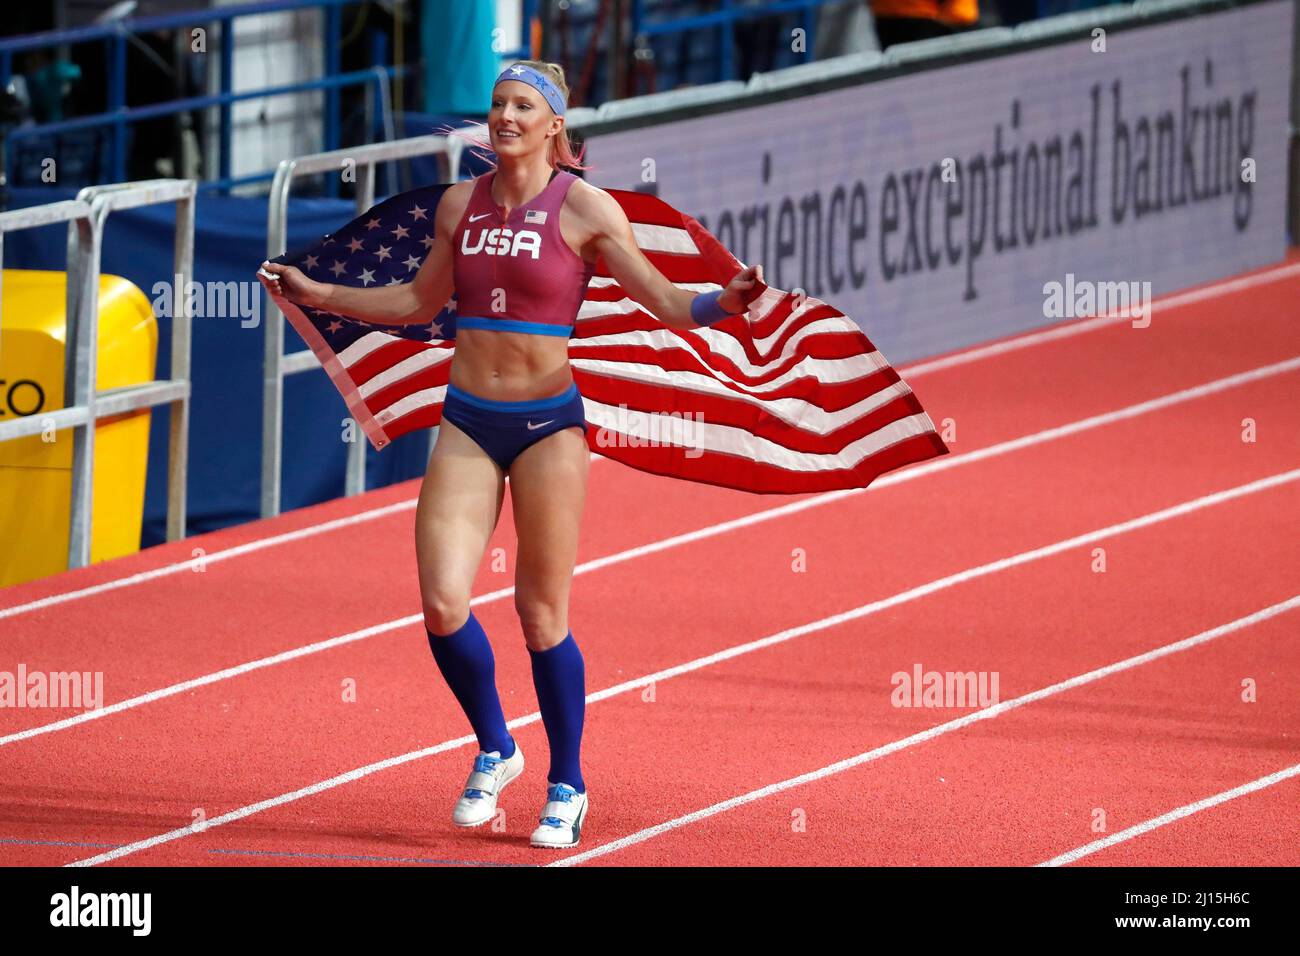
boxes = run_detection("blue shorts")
[440,380,588,471]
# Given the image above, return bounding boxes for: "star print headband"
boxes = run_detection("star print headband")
[494,63,566,116]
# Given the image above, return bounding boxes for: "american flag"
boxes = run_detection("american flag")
[266,182,949,494]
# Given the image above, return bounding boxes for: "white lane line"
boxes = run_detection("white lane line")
[0,500,417,621]
[7,261,1295,618]
[550,595,1300,867]
[0,613,423,746]
[65,469,1300,866]
[7,356,1299,747]
[901,260,1300,378]
[1039,762,1300,866]
[62,730,488,868]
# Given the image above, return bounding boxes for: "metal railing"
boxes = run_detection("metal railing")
[626,0,1132,85]
[0,179,195,569]
[630,0,850,84]
[261,134,464,518]
[0,0,535,194]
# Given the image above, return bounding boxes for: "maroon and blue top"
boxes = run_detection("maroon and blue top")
[451,168,597,337]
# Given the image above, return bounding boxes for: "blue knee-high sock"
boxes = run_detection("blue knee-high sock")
[427,611,515,759]
[528,632,586,793]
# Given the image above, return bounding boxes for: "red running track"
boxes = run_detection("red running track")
[1,256,1298,867]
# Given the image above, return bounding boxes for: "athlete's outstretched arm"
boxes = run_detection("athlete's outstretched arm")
[579,186,762,329]
[257,186,458,326]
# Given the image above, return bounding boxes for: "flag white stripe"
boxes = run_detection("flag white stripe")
[571,320,890,383]
[629,221,697,253]
[355,345,449,400]
[581,399,936,472]
[572,358,916,435]
[336,329,400,367]
[576,352,898,400]
[373,385,447,427]
[575,296,659,322]
[577,288,865,366]
[746,296,858,352]
[587,276,722,294]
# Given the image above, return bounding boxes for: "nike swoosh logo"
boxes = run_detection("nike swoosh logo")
[469,212,492,222]
[527,419,555,430]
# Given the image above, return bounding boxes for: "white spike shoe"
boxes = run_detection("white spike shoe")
[529,782,588,848]
[452,741,524,827]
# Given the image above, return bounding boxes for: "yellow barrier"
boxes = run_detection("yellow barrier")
[0,269,156,588]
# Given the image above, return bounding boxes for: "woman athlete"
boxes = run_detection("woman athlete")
[259,60,763,849]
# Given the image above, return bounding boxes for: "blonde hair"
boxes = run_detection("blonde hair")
[436,60,593,174]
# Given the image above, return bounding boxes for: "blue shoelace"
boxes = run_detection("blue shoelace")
[462,753,504,800]
[540,784,578,827]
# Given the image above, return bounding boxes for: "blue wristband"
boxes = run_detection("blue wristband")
[690,289,733,326]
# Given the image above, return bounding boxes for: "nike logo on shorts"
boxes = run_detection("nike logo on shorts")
[527,419,555,430]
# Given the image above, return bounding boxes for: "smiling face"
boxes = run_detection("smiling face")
[489,79,564,159]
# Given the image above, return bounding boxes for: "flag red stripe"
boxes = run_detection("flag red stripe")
[573,371,934,456]
[588,430,950,495]
[347,336,449,389]
[570,344,904,411]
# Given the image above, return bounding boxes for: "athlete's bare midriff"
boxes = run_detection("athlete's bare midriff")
[442,174,599,403]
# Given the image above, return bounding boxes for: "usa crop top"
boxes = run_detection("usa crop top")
[450,168,597,337]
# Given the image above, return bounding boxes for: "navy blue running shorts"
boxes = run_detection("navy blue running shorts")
[440,380,588,471]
